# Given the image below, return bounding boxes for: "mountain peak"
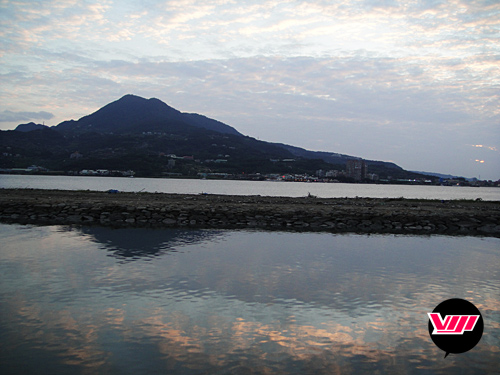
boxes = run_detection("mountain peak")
[117,94,165,106]
[15,122,49,132]
[55,94,241,136]
[112,94,181,116]
[2,94,418,179]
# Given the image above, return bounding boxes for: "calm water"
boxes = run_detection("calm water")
[1,223,499,374]
[1,174,499,200]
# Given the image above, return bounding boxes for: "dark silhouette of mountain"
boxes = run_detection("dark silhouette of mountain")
[0,94,434,180]
[56,94,242,136]
[275,143,405,172]
[3,127,65,151]
[15,122,49,132]
[411,171,471,180]
[182,112,240,136]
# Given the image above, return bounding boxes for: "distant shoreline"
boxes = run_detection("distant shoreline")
[1,189,499,237]
[1,171,499,187]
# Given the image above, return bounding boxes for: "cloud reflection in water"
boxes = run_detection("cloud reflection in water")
[0,224,499,374]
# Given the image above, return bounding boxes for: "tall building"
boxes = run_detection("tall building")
[346,160,367,181]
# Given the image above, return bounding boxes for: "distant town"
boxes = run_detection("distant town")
[1,158,498,187]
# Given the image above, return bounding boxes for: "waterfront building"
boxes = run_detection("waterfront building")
[346,160,367,181]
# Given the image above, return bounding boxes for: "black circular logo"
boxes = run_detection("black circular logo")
[428,298,483,358]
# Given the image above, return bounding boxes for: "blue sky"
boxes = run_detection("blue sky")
[0,0,499,179]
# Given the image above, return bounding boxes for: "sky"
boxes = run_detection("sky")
[0,0,499,180]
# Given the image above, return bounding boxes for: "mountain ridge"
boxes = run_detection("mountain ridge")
[20,94,396,168]
[1,94,431,179]
[55,94,242,136]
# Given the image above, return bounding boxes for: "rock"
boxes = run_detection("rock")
[1,189,499,237]
[162,218,177,225]
[478,224,500,234]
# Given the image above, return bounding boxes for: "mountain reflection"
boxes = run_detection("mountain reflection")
[1,224,499,374]
[56,227,500,314]
[65,226,225,260]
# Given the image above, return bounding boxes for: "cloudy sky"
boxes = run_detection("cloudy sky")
[1,0,499,179]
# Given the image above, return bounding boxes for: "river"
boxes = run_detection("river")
[1,174,499,200]
[1,224,499,374]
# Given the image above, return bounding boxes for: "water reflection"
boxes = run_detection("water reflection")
[0,224,499,374]
[59,226,225,260]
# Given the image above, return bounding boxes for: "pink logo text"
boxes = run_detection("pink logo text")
[428,313,479,335]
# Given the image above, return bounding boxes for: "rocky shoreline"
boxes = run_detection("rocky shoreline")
[1,188,499,237]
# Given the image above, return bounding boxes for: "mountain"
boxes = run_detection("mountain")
[411,171,471,180]
[15,122,49,132]
[275,143,402,169]
[56,94,242,136]
[1,95,433,180]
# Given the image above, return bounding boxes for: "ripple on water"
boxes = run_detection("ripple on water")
[0,224,499,374]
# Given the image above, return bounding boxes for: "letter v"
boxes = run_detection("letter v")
[428,313,451,334]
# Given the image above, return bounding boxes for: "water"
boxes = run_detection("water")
[1,223,499,374]
[1,174,499,200]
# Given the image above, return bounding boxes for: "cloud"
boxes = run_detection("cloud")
[0,110,54,123]
[2,0,498,62]
[0,0,498,178]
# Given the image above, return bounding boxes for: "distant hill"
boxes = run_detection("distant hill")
[1,94,433,179]
[15,122,49,132]
[275,143,402,169]
[411,171,471,180]
[56,94,242,136]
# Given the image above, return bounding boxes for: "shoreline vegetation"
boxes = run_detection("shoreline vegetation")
[1,188,499,237]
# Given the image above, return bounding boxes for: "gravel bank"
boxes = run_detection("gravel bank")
[1,188,499,236]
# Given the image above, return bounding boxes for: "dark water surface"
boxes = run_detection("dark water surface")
[1,224,499,374]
